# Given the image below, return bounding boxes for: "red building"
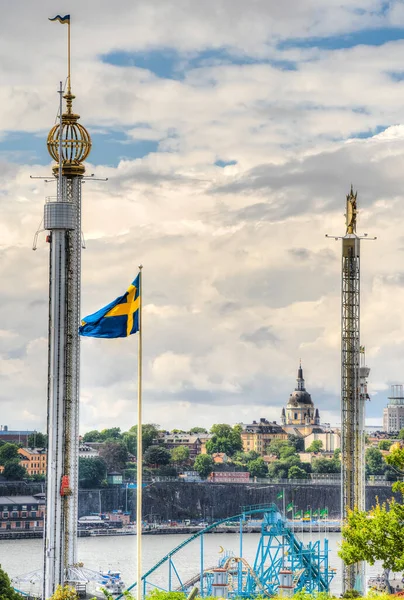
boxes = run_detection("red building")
[209,472,250,483]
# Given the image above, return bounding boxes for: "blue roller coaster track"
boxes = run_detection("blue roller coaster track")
[121,503,335,598]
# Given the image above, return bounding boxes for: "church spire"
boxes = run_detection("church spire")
[296,360,305,391]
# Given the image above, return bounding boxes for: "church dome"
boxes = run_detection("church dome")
[288,390,313,406]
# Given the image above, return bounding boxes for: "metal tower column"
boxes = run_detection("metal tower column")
[327,188,374,594]
[42,75,91,597]
[341,231,361,592]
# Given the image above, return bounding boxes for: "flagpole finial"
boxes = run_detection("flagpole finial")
[138,264,143,270]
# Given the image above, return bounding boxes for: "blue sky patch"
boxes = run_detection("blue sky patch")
[279,27,404,51]
[215,159,237,168]
[101,47,297,80]
[0,130,158,168]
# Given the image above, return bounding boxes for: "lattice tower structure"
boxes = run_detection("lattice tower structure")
[340,188,365,594]
[43,87,91,599]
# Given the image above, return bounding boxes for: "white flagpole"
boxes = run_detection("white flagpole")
[136,265,143,600]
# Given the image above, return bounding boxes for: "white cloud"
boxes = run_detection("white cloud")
[1,1,404,433]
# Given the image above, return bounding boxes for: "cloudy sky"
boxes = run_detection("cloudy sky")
[1,0,404,434]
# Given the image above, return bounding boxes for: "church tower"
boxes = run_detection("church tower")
[281,362,322,434]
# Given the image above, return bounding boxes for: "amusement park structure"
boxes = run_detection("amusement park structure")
[328,188,373,594]
[122,504,335,598]
[33,22,92,598]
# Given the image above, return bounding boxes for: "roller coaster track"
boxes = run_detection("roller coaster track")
[119,503,331,599]
[120,505,275,598]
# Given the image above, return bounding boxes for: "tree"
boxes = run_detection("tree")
[0,443,19,465]
[143,446,171,467]
[50,585,79,600]
[194,454,214,479]
[278,445,297,460]
[232,451,260,467]
[123,424,159,456]
[206,424,242,456]
[82,430,103,443]
[0,563,23,600]
[365,447,385,476]
[189,427,208,434]
[100,427,122,441]
[99,441,128,472]
[266,440,292,458]
[306,440,323,453]
[27,432,47,448]
[379,440,393,451]
[312,457,340,474]
[398,428,404,440]
[339,442,404,574]
[287,434,304,452]
[79,457,107,488]
[171,446,190,465]
[171,429,186,434]
[3,459,26,481]
[248,458,268,478]
[288,465,308,479]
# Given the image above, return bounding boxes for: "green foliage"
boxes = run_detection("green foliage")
[3,459,26,480]
[287,434,305,452]
[82,430,104,443]
[123,424,160,456]
[288,465,308,479]
[143,445,171,466]
[171,429,186,434]
[248,457,268,478]
[194,454,214,478]
[339,498,404,571]
[99,441,128,472]
[341,591,361,599]
[378,440,393,451]
[398,428,404,440]
[123,468,137,481]
[0,443,19,465]
[49,585,78,600]
[189,427,208,434]
[232,451,260,467]
[0,563,26,599]
[365,447,385,476]
[306,440,323,453]
[79,457,107,488]
[27,432,47,448]
[266,440,294,458]
[146,590,185,600]
[206,424,242,456]
[171,445,190,464]
[279,445,297,460]
[312,457,341,474]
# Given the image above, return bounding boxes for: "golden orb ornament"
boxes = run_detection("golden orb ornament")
[47,92,92,176]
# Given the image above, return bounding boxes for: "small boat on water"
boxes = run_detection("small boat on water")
[95,570,126,595]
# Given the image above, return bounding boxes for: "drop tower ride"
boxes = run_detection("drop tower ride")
[328,188,373,594]
[41,28,91,598]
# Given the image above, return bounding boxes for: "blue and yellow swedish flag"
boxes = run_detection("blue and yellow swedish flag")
[79,275,140,339]
[49,14,70,24]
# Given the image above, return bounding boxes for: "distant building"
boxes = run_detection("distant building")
[18,448,47,476]
[106,510,130,526]
[241,419,287,456]
[281,362,324,436]
[0,426,35,445]
[78,443,100,459]
[160,434,203,459]
[303,431,340,452]
[107,472,123,485]
[383,385,404,433]
[0,494,45,531]
[209,471,250,483]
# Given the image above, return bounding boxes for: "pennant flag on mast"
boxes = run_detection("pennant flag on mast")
[277,491,284,500]
[49,14,70,24]
[79,274,140,338]
[286,502,293,512]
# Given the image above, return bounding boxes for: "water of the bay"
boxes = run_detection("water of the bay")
[0,532,384,596]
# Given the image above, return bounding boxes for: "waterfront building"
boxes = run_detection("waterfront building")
[78,443,100,459]
[0,494,45,531]
[241,419,287,456]
[18,448,47,476]
[383,385,404,433]
[281,362,324,436]
[0,426,35,445]
[209,471,250,483]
